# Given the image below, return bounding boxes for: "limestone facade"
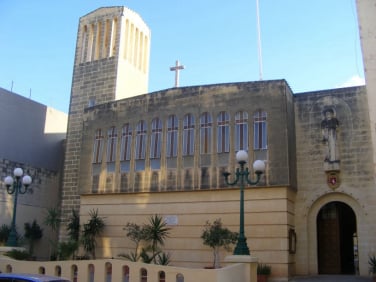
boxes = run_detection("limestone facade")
[294,86,375,276]
[74,79,375,278]
[77,81,297,277]
[58,3,376,280]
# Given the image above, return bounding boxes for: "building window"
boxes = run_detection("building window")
[235,111,248,151]
[217,111,230,153]
[150,118,162,159]
[106,126,117,163]
[253,110,267,150]
[183,114,195,156]
[120,123,132,161]
[92,129,104,163]
[200,112,212,154]
[200,167,210,189]
[166,115,178,157]
[151,172,159,192]
[135,120,147,160]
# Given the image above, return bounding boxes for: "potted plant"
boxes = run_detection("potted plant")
[201,218,238,269]
[369,254,376,281]
[257,263,271,282]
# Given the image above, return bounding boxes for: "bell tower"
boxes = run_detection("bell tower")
[60,6,150,238]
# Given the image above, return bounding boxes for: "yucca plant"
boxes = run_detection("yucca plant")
[369,254,376,276]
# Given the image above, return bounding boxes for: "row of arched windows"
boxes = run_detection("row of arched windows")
[92,110,268,165]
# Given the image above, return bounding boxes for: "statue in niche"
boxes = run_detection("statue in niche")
[321,108,340,168]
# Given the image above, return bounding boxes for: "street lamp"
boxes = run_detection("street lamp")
[223,150,265,255]
[4,167,32,247]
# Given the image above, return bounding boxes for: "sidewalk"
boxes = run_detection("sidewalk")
[289,275,372,282]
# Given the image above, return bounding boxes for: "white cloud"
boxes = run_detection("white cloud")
[338,75,365,88]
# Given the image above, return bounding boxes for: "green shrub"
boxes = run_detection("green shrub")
[257,263,272,275]
[0,224,11,245]
[4,249,31,260]
[369,254,376,275]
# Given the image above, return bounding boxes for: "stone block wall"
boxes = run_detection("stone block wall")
[0,158,61,259]
[294,86,376,275]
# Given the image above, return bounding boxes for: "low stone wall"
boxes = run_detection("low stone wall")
[0,256,256,282]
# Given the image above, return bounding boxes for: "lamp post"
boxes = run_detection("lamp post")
[223,150,265,255]
[4,167,32,247]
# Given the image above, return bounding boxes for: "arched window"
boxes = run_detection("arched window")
[120,123,132,161]
[134,173,142,192]
[135,120,147,160]
[151,172,159,192]
[166,115,178,157]
[217,111,230,153]
[200,112,212,154]
[183,114,195,156]
[235,111,248,151]
[93,129,104,163]
[107,126,117,163]
[150,118,162,159]
[253,110,267,150]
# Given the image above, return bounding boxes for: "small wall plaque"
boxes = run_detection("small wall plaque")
[164,215,178,226]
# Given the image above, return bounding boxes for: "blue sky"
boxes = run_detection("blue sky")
[0,0,364,113]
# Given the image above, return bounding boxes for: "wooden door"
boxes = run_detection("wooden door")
[317,203,341,274]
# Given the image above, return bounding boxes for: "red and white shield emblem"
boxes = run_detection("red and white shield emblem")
[326,170,340,189]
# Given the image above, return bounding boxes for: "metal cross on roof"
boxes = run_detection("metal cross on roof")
[169,60,185,87]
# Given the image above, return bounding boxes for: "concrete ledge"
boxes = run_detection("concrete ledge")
[225,255,259,263]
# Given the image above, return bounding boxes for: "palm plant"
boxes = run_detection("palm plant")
[57,209,80,260]
[24,220,43,256]
[121,214,171,264]
[0,224,11,245]
[369,254,376,276]
[156,252,171,265]
[143,214,171,263]
[81,209,105,259]
[67,209,80,241]
[44,207,61,259]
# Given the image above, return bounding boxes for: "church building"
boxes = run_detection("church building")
[59,3,376,280]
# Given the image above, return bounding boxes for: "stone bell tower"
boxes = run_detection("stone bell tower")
[60,6,150,238]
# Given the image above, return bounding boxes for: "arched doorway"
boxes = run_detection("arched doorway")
[317,201,357,274]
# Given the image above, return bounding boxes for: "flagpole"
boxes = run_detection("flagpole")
[256,0,263,80]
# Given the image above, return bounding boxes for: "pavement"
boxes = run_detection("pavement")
[289,275,372,282]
